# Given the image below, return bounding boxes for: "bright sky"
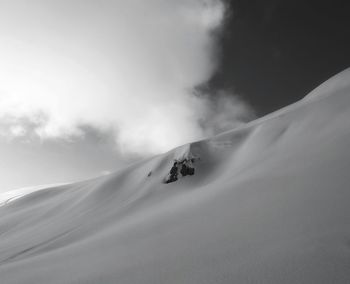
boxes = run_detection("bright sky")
[0,0,254,192]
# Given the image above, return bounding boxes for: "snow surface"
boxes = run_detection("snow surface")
[1,69,350,283]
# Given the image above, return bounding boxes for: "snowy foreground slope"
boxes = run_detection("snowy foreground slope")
[1,70,350,284]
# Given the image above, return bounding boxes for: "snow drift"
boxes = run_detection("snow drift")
[1,69,350,283]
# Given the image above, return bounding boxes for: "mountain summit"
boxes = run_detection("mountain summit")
[1,69,350,283]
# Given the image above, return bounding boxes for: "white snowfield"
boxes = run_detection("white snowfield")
[1,69,350,284]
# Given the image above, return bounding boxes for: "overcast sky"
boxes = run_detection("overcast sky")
[0,0,255,191]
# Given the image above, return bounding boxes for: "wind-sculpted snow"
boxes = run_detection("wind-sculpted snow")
[1,69,350,283]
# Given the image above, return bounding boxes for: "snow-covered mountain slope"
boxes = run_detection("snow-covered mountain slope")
[1,69,350,284]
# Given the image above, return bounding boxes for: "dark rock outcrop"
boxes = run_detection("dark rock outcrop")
[164,158,195,184]
[165,162,179,183]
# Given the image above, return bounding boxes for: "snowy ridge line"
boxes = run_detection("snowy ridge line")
[0,183,69,207]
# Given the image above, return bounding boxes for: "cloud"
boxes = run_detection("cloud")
[195,90,256,137]
[0,0,254,155]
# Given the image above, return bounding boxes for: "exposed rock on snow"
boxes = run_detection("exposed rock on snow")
[164,158,195,184]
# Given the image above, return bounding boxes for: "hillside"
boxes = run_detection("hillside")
[1,69,350,283]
